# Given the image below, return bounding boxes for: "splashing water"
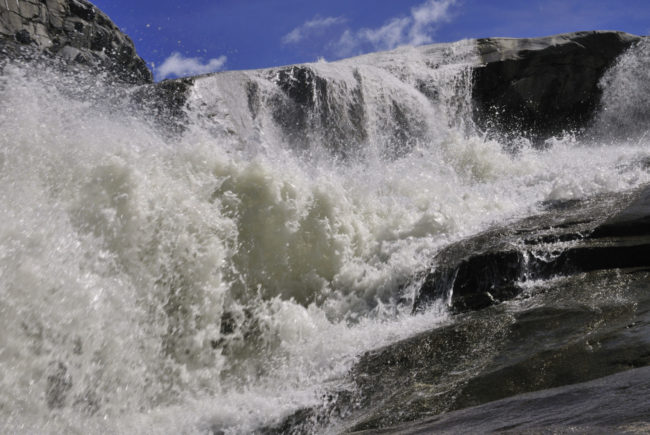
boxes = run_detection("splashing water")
[0,39,649,433]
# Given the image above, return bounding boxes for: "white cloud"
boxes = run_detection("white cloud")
[358,17,412,50]
[409,0,456,45]
[282,16,347,44]
[333,0,457,57]
[334,30,358,57]
[156,52,227,80]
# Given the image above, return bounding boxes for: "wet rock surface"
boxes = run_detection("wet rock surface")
[151,31,645,151]
[130,77,195,134]
[414,185,650,313]
[359,366,650,434]
[269,268,650,433]
[472,31,643,142]
[344,186,650,432]
[0,0,151,84]
[76,29,642,150]
[269,65,367,155]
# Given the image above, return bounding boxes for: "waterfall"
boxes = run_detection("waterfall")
[0,36,648,434]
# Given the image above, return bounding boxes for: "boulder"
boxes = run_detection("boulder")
[0,0,151,84]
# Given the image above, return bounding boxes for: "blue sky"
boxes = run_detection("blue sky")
[92,0,650,81]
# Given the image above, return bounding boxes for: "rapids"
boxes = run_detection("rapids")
[0,37,648,433]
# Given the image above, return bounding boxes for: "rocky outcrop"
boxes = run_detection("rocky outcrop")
[414,185,650,313]
[0,0,151,84]
[348,277,650,431]
[267,260,650,432]
[472,31,642,142]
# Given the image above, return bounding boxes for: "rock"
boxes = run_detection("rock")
[268,265,650,432]
[14,28,32,44]
[130,77,195,133]
[591,186,650,237]
[269,65,367,155]
[472,31,643,143]
[335,267,650,432]
[0,0,151,84]
[361,366,650,434]
[413,185,650,313]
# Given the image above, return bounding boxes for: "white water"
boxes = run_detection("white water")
[0,39,648,433]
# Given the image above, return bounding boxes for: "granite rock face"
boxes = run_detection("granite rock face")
[0,0,151,84]
[472,31,642,142]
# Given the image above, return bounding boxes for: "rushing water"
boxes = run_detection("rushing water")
[0,38,648,433]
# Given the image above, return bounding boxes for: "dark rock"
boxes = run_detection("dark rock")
[449,286,650,411]
[130,77,194,133]
[347,312,512,431]
[14,28,32,44]
[419,250,526,312]
[591,186,650,238]
[414,185,650,313]
[275,65,324,108]
[360,366,650,434]
[0,0,152,84]
[268,266,650,433]
[269,65,320,146]
[388,99,427,157]
[68,0,95,21]
[338,267,650,432]
[268,185,650,432]
[472,31,643,143]
[270,65,367,155]
[246,80,260,119]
